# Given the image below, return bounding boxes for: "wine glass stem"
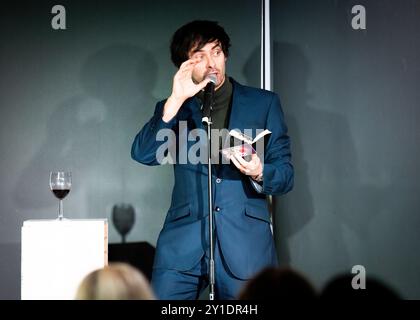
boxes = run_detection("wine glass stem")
[59,199,64,220]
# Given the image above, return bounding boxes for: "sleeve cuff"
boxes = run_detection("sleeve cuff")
[249,177,264,193]
[150,115,177,132]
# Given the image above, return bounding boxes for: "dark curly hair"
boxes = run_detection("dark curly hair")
[170,20,231,68]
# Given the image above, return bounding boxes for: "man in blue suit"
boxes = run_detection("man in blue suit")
[131,20,293,299]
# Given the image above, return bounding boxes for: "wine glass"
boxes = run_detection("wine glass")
[112,203,135,243]
[49,171,72,220]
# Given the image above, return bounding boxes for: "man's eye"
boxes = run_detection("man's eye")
[196,54,204,60]
[214,50,221,56]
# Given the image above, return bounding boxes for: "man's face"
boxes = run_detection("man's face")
[188,41,226,90]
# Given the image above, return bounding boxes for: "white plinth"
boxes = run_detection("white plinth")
[21,219,108,300]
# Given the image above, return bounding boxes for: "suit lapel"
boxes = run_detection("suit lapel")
[228,78,245,132]
[190,98,205,130]
[228,79,262,142]
[178,97,204,130]
[181,78,247,132]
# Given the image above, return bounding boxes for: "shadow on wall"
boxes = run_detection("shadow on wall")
[13,44,158,217]
[272,41,394,272]
[270,42,316,266]
[243,42,315,265]
[6,44,159,299]
[243,42,383,272]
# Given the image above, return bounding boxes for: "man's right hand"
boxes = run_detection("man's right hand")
[162,58,211,123]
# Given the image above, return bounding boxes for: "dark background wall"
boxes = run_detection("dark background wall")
[0,0,261,299]
[271,0,420,299]
[1,0,419,299]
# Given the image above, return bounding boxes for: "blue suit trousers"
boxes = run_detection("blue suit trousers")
[151,236,247,300]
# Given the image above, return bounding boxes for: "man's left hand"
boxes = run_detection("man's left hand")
[229,153,263,180]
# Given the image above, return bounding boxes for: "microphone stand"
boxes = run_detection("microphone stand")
[201,82,215,301]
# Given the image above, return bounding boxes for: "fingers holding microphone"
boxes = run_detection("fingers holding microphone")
[172,58,211,102]
[163,58,211,123]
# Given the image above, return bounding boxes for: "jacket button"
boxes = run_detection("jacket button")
[215,178,222,184]
[215,207,221,212]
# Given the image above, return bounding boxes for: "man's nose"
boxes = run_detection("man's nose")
[206,55,216,68]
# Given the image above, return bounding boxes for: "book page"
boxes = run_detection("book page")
[252,129,272,144]
[228,129,272,144]
[228,129,253,145]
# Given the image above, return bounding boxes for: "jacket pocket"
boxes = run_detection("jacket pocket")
[245,201,271,223]
[165,203,191,223]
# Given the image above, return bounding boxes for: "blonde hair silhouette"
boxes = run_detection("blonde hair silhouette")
[75,262,155,300]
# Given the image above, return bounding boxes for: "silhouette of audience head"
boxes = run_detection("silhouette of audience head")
[321,274,400,299]
[75,262,155,300]
[238,267,317,299]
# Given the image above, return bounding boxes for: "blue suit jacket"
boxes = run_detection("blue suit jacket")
[131,78,293,280]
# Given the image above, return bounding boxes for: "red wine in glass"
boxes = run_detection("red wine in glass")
[52,189,70,199]
[50,171,72,220]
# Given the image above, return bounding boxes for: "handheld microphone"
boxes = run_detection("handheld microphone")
[201,74,217,125]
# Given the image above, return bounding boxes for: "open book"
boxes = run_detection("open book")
[220,129,271,161]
